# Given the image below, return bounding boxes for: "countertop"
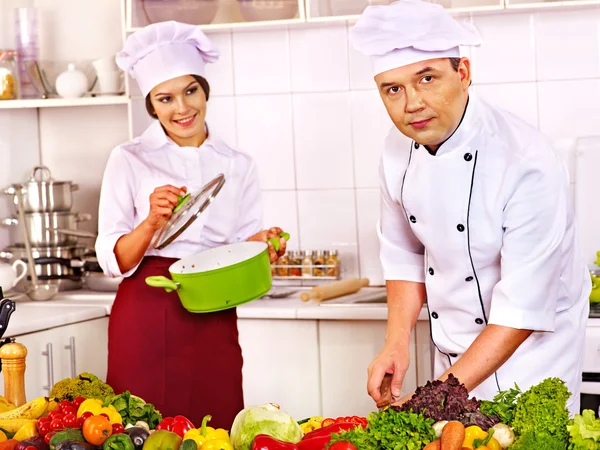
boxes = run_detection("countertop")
[4,286,599,337]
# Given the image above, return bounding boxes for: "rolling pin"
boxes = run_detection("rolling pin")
[301,278,370,302]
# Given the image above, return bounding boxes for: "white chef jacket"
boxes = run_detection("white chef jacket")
[379,90,591,414]
[96,121,263,278]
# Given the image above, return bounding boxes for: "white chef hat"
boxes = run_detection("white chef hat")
[349,0,482,77]
[116,21,219,97]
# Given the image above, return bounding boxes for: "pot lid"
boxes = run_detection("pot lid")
[6,166,73,193]
[151,173,226,250]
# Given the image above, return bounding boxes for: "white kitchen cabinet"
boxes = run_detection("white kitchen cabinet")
[318,320,417,418]
[0,317,109,401]
[238,319,321,420]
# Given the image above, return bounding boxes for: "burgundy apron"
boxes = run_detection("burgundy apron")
[107,256,244,430]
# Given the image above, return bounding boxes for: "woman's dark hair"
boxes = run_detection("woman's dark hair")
[145,74,210,118]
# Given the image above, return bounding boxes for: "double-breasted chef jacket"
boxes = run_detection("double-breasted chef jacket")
[378,89,591,414]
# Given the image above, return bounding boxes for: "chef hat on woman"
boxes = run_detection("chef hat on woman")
[349,0,482,77]
[116,21,219,97]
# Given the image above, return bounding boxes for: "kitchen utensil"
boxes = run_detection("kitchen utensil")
[2,212,91,247]
[262,288,298,299]
[15,190,58,301]
[376,373,399,411]
[139,0,219,25]
[5,166,79,213]
[301,277,370,302]
[146,241,272,313]
[151,173,225,250]
[55,63,88,98]
[0,260,27,292]
[54,229,97,239]
[82,272,122,292]
[237,0,298,22]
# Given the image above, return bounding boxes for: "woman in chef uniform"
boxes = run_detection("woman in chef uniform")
[350,0,591,414]
[95,21,286,429]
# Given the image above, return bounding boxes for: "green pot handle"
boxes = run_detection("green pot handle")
[146,276,180,293]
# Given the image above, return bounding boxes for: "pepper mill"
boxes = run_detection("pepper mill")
[0,340,27,406]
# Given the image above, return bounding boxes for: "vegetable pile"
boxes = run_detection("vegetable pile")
[50,374,114,402]
[104,392,162,430]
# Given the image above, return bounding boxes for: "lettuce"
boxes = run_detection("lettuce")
[230,403,303,450]
[568,409,600,450]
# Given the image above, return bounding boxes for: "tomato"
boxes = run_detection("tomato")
[58,400,72,412]
[80,411,94,421]
[99,413,110,421]
[62,406,77,417]
[50,419,64,431]
[63,414,78,428]
[329,443,358,450]
[38,417,50,425]
[25,446,37,450]
[83,415,113,446]
[321,418,335,427]
[47,410,63,421]
[78,417,86,428]
[111,424,125,435]
[37,421,51,437]
[73,397,86,409]
[44,432,56,445]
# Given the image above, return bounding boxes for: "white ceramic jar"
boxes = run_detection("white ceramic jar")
[55,63,88,98]
[0,260,27,292]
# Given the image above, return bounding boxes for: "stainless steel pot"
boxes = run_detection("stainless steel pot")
[1,245,88,278]
[1,212,91,247]
[4,166,78,213]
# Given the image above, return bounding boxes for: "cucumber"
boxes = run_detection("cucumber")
[50,430,85,450]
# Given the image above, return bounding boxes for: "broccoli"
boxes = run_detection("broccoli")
[50,372,115,401]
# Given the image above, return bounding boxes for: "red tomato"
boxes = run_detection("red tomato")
[329,443,358,450]
[111,423,125,434]
[78,417,86,428]
[50,419,64,431]
[44,432,55,445]
[321,418,335,427]
[47,410,62,421]
[80,411,94,421]
[25,446,37,450]
[37,421,51,437]
[38,417,50,425]
[99,413,110,422]
[58,401,72,412]
[62,406,77,417]
[73,397,86,409]
[83,415,113,446]
[63,414,78,428]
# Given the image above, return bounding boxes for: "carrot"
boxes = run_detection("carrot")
[423,440,441,450]
[0,439,18,450]
[440,421,466,450]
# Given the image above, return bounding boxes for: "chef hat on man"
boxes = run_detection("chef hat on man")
[116,21,219,97]
[349,0,482,77]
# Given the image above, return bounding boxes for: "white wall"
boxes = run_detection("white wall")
[1,2,600,284]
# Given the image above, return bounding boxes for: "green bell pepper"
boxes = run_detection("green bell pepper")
[142,430,182,450]
[103,434,135,450]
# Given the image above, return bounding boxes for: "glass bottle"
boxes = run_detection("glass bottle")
[313,250,325,277]
[0,51,19,100]
[326,250,339,278]
[276,252,289,277]
[302,250,314,277]
[289,250,302,277]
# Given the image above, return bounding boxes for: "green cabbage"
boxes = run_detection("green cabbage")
[568,409,600,449]
[230,403,303,450]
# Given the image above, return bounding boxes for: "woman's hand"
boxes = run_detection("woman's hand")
[248,227,287,263]
[144,184,187,231]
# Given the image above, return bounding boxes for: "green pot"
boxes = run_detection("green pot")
[145,242,272,313]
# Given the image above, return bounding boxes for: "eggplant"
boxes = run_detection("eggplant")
[125,427,150,450]
[55,440,99,450]
[15,436,49,450]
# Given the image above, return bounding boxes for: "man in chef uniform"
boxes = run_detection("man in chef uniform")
[350,0,591,414]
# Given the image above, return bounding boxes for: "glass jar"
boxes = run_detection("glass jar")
[276,253,289,277]
[289,250,302,278]
[313,250,325,277]
[0,51,19,100]
[326,250,339,278]
[302,250,314,277]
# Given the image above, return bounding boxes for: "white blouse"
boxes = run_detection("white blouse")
[95,121,263,278]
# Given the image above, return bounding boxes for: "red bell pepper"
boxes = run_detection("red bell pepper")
[252,435,297,450]
[251,422,366,450]
[155,416,195,438]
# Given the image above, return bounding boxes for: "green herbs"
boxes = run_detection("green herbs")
[50,372,115,402]
[328,408,435,450]
[479,384,521,426]
[509,430,568,450]
[512,378,571,448]
[104,391,162,429]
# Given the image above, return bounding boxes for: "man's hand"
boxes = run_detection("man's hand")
[367,337,411,403]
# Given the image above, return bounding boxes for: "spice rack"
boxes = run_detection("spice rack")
[271,249,342,280]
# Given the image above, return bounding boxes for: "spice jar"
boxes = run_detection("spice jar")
[313,250,325,277]
[302,250,314,277]
[276,252,289,277]
[0,51,19,100]
[289,250,302,277]
[326,250,339,277]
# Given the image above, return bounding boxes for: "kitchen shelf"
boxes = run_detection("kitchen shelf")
[506,0,600,9]
[125,17,305,33]
[0,96,129,110]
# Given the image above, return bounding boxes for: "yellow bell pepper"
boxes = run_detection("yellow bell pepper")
[184,416,231,450]
[462,425,501,450]
[300,416,324,434]
[201,440,232,450]
[76,398,123,425]
[183,430,207,447]
[13,420,38,441]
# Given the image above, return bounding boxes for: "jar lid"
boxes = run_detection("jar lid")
[151,173,226,250]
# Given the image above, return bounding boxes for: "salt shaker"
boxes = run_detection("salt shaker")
[0,341,27,406]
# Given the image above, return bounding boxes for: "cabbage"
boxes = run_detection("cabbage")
[230,403,303,450]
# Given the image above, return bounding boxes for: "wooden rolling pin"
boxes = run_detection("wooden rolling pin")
[301,278,370,302]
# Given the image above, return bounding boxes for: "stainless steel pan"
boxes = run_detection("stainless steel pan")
[1,212,91,247]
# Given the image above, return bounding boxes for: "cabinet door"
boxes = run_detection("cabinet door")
[0,329,64,401]
[238,319,321,419]
[318,320,417,418]
[55,318,109,382]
